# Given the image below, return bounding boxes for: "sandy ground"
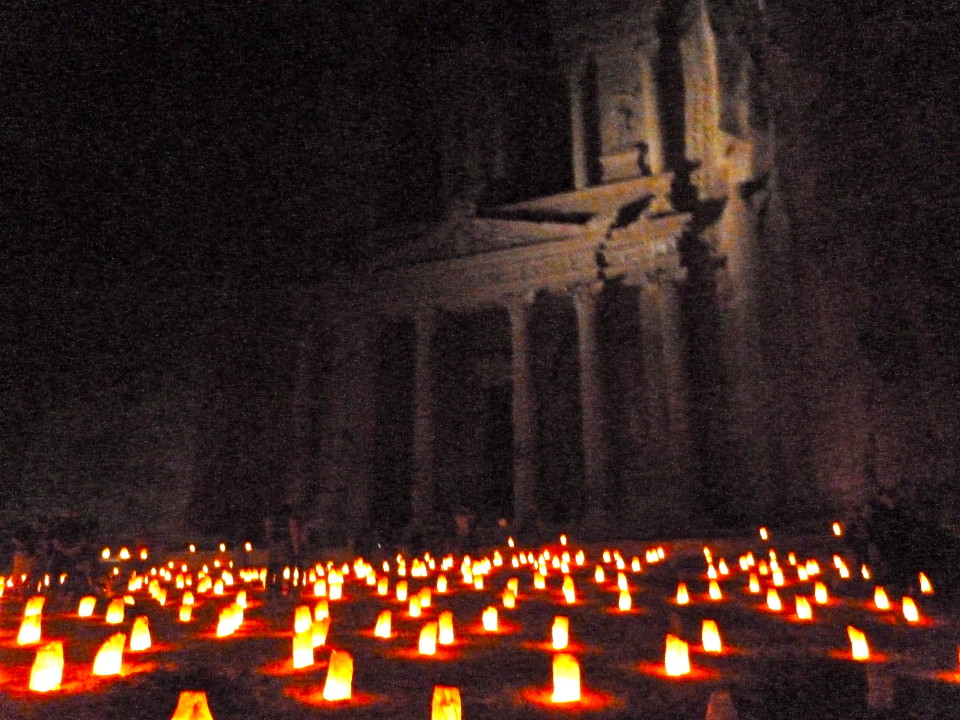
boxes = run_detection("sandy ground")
[0,537,958,719]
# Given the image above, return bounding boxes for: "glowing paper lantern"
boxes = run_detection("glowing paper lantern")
[312,617,330,648]
[562,576,576,604]
[795,596,812,620]
[292,630,314,669]
[708,580,723,600]
[129,616,151,651]
[766,588,782,611]
[24,596,45,617]
[847,626,869,660]
[481,606,498,632]
[396,580,408,602]
[534,572,546,590]
[322,649,353,701]
[170,690,214,720]
[438,610,455,645]
[832,521,843,536]
[18,614,42,645]
[502,590,516,609]
[748,573,760,593]
[618,589,632,611]
[92,633,126,676]
[631,557,641,572]
[436,575,448,593]
[676,583,689,605]
[701,620,722,653]
[431,685,461,720]
[377,577,388,596]
[409,595,422,618]
[902,597,920,623]
[759,527,769,541]
[861,565,871,580]
[552,616,569,650]
[419,587,432,608]
[294,605,312,633]
[29,640,63,692]
[873,586,890,610]
[78,596,96,617]
[814,582,828,604]
[105,598,126,625]
[919,572,934,594]
[552,653,580,703]
[314,600,329,621]
[374,610,392,639]
[179,604,193,622]
[664,634,691,676]
[419,622,438,655]
[594,566,605,583]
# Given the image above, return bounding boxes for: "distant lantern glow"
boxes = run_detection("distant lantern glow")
[676,583,689,605]
[919,572,934,594]
[708,580,722,600]
[436,574,448,593]
[861,564,871,580]
[832,521,843,536]
[902,596,920,623]
[759,527,769,541]
[766,588,782,612]
[594,566,605,583]
[438,611,455,646]
[664,634,691,676]
[129,616,151,651]
[396,580,408,602]
[847,626,869,661]
[29,640,64,692]
[701,620,722,653]
[322,649,354,701]
[169,691,214,720]
[618,589,632,611]
[92,633,125,676]
[552,653,580,703]
[432,686,461,720]
[552,616,569,650]
[748,573,760,594]
[179,604,192,623]
[534,572,546,590]
[873,586,890,611]
[482,606,498,632]
[419,622,438,656]
[814,582,828,604]
[795,596,813,620]
[78,595,96,617]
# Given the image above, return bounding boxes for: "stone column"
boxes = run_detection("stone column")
[637,42,665,175]
[636,269,692,527]
[650,270,691,475]
[567,61,589,190]
[505,292,537,528]
[572,282,608,530]
[411,308,437,527]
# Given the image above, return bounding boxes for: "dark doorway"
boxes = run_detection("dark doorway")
[371,321,415,538]
[479,384,514,522]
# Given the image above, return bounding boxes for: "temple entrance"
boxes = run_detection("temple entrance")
[479,383,513,523]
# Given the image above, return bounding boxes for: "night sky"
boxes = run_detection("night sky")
[2,1,956,535]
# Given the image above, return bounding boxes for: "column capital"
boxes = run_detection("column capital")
[503,290,537,318]
[570,280,605,307]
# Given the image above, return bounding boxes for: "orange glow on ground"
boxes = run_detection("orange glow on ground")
[259,657,329,676]
[392,646,462,662]
[827,649,889,663]
[285,686,379,707]
[518,686,615,711]
[636,662,718,682]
